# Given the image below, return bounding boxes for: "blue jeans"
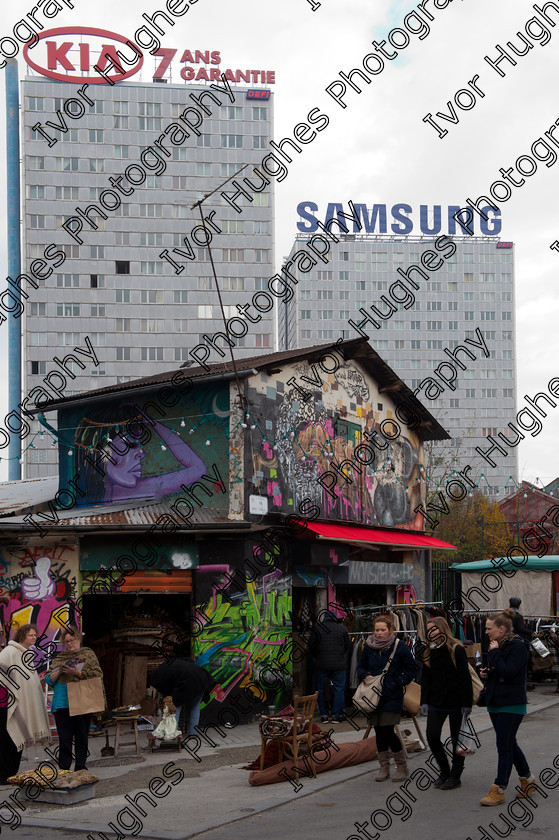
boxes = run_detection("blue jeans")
[489,712,530,788]
[175,694,203,735]
[316,669,346,718]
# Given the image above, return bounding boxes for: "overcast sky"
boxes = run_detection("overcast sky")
[0,0,557,487]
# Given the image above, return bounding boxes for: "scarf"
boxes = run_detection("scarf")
[49,647,103,684]
[499,632,516,647]
[0,641,52,752]
[366,632,396,650]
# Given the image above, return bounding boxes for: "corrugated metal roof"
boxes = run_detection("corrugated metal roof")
[0,476,59,518]
[0,495,251,531]
[27,338,449,441]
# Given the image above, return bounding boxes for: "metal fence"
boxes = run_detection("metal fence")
[431,559,456,606]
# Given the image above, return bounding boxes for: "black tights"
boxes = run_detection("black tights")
[374,725,402,753]
[426,707,464,776]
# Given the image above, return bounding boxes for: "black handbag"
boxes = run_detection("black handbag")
[476,687,487,707]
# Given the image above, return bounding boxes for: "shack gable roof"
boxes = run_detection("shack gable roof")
[28,338,449,441]
[498,481,557,512]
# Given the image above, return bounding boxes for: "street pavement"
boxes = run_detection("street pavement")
[3,686,559,840]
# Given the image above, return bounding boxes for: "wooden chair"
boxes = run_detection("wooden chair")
[147,732,182,753]
[259,692,322,778]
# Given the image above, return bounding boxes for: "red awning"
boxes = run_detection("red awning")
[299,521,456,550]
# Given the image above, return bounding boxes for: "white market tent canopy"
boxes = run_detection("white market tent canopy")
[450,556,559,616]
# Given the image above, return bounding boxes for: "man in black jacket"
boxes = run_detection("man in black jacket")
[149,656,216,736]
[309,611,350,723]
[508,598,531,642]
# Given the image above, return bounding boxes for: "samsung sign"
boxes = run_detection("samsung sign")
[296,202,502,236]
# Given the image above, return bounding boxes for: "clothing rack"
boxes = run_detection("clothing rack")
[459,610,559,618]
[352,602,443,613]
[350,630,418,636]
[523,615,559,620]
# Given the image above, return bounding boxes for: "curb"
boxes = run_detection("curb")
[17,695,559,839]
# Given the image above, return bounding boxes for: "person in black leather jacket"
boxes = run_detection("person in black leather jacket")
[479,610,537,807]
[309,611,350,723]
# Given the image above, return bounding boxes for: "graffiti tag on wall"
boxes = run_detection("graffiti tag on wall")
[0,544,80,669]
[193,569,291,704]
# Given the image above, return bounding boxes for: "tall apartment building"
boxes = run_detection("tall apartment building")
[279,223,518,497]
[21,75,274,478]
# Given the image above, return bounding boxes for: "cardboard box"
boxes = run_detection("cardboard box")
[465,644,481,659]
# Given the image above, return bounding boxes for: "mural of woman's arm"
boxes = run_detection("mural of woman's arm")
[137,420,208,497]
[154,420,207,479]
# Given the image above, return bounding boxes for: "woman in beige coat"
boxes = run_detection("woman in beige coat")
[0,623,51,783]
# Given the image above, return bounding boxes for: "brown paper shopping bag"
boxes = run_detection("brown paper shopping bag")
[403,681,421,716]
[67,677,106,716]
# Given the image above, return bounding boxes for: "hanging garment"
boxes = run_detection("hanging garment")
[349,640,363,689]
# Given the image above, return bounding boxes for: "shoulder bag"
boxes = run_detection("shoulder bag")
[468,663,484,705]
[352,640,399,714]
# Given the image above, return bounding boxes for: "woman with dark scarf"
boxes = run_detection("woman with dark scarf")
[420,616,473,790]
[357,614,417,782]
[479,610,537,806]
[46,626,105,771]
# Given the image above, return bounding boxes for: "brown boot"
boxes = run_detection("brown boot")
[375,751,391,781]
[391,749,409,782]
[480,784,505,806]
[516,776,538,799]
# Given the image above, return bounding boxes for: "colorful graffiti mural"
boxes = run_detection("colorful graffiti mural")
[0,543,80,670]
[57,384,231,507]
[193,568,291,704]
[246,359,424,528]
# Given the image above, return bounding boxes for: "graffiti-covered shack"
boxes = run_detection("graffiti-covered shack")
[0,338,454,723]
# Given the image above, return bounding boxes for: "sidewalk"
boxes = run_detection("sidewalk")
[7,685,559,840]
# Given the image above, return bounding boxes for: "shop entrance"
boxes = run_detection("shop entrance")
[82,592,191,709]
[336,585,389,624]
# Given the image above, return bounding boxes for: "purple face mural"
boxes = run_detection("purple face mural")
[69,404,209,505]
[103,420,207,503]
[105,438,146,488]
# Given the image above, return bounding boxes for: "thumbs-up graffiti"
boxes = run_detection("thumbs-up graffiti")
[21,556,55,600]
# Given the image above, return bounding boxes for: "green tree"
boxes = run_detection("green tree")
[428,491,510,565]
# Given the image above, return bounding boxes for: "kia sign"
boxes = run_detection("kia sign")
[23,27,143,84]
[23,28,276,86]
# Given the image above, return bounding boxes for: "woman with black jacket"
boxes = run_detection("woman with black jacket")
[479,610,537,806]
[357,614,417,782]
[420,617,473,790]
